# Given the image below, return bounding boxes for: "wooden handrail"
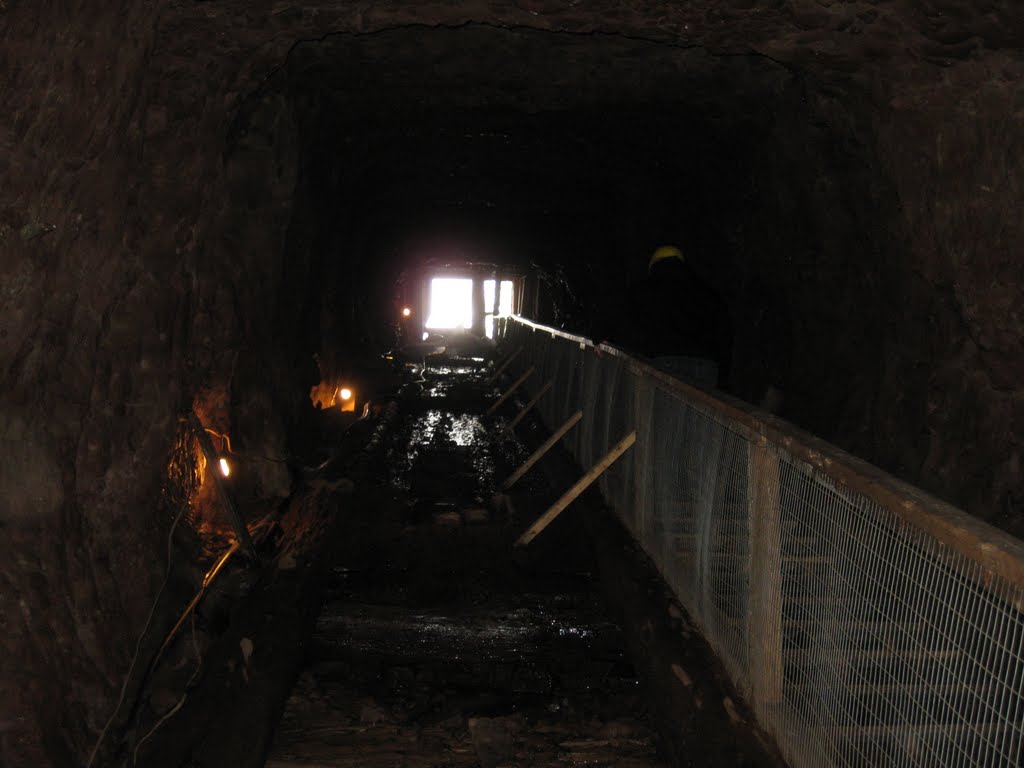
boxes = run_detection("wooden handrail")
[508,316,1024,592]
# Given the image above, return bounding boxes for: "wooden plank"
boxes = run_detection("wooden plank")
[504,379,553,433]
[515,430,636,547]
[486,346,522,385]
[188,412,256,558]
[501,410,583,491]
[748,438,783,708]
[485,366,534,416]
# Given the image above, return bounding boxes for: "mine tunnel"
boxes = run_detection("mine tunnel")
[3,3,1024,767]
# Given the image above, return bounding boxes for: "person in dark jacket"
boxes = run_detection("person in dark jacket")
[612,245,733,388]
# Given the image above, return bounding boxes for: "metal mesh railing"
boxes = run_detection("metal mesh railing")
[498,316,1024,768]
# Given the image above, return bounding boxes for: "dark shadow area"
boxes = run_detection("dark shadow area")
[4,5,1023,765]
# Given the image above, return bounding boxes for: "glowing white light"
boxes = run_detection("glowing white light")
[425,277,473,330]
[483,279,496,311]
[218,458,231,477]
[339,387,353,401]
[402,306,412,317]
[422,332,429,341]
[485,314,495,339]
[498,280,514,317]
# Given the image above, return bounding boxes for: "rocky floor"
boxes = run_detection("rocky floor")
[262,356,784,768]
[267,581,662,768]
[266,359,665,767]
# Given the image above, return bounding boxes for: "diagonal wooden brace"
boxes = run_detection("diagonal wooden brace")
[515,429,637,547]
[486,346,522,385]
[502,410,582,491]
[485,366,534,416]
[504,379,553,433]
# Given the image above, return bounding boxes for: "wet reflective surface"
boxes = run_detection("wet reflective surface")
[267,361,664,767]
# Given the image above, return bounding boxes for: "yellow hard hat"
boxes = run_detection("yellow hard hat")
[649,245,684,270]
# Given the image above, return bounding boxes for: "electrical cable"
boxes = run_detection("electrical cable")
[85,503,185,768]
[204,427,289,464]
[130,614,204,766]
[89,412,319,765]
[131,692,187,766]
[151,541,239,669]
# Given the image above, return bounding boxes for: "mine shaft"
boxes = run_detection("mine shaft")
[4,3,1024,768]
[265,353,766,768]
[69,265,1024,768]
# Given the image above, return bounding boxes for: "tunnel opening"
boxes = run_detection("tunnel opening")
[2,20,902,762]
[483,279,515,339]
[5,4,1024,767]
[425,277,473,332]
[105,23,876,759]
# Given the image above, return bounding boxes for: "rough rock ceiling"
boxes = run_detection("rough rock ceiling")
[155,0,1023,91]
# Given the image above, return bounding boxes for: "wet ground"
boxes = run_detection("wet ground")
[266,359,665,767]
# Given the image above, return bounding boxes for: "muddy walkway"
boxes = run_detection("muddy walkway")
[266,360,663,767]
[265,357,779,768]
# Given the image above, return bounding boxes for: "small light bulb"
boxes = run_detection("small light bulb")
[218,458,231,477]
[339,387,353,401]
[402,307,412,317]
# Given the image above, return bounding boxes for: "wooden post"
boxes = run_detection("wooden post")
[504,379,553,433]
[748,438,783,708]
[188,412,257,559]
[502,410,583,491]
[515,430,636,547]
[473,275,486,336]
[485,366,534,416]
[486,347,522,385]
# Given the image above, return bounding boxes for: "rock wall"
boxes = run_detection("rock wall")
[869,57,1024,534]
[727,58,1024,536]
[2,4,174,763]
[1,1,1022,764]
[0,3,307,762]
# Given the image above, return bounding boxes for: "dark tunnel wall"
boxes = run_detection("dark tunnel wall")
[2,2,1023,764]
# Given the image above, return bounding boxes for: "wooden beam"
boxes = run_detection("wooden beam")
[188,412,257,559]
[502,410,583,491]
[748,438,783,708]
[486,346,522,385]
[504,379,553,433]
[515,430,636,547]
[485,366,534,416]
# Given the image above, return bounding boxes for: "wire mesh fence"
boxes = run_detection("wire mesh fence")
[499,316,1024,768]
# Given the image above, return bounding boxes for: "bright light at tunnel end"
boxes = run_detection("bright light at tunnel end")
[425,277,473,330]
[339,387,353,401]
